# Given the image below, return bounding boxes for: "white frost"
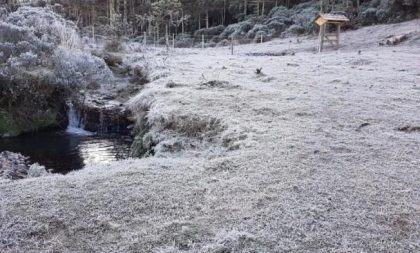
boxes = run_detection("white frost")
[1,19,420,252]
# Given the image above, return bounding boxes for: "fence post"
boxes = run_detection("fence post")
[144,32,147,46]
[202,34,205,49]
[172,34,175,49]
[261,34,263,44]
[230,36,234,55]
[165,26,169,48]
[154,29,156,47]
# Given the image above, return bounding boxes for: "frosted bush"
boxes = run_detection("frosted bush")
[53,48,113,87]
[0,22,32,45]
[8,52,38,68]
[0,8,7,21]
[0,42,15,63]
[0,6,78,68]
[246,24,270,39]
[5,6,80,49]
[194,25,225,37]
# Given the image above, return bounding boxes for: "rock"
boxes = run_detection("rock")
[130,65,150,85]
[28,163,49,178]
[103,53,123,67]
[75,96,131,134]
[383,34,409,46]
[0,151,30,180]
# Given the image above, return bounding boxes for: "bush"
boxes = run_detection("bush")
[130,65,150,85]
[0,8,7,21]
[359,8,378,25]
[53,48,113,88]
[175,34,194,48]
[220,19,256,38]
[194,25,226,37]
[246,24,270,39]
[104,39,122,52]
[282,24,305,36]
[103,52,123,67]
[0,6,113,136]
[5,6,80,49]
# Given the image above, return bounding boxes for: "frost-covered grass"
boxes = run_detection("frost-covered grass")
[1,20,420,252]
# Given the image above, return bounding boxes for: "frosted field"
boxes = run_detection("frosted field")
[1,20,420,252]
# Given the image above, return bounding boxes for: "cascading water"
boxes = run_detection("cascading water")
[66,103,94,135]
[0,102,132,174]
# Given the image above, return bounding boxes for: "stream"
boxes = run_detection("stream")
[0,104,132,174]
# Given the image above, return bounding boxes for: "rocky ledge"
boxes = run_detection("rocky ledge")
[75,95,133,134]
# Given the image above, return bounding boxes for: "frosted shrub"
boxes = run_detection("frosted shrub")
[0,6,113,136]
[5,6,80,49]
[0,42,14,63]
[0,8,7,21]
[53,48,113,87]
[104,39,122,52]
[0,6,112,88]
[0,22,32,45]
[8,52,38,68]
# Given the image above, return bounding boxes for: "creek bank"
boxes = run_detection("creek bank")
[0,82,69,138]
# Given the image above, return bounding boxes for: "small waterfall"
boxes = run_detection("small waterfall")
[66,103,94,136]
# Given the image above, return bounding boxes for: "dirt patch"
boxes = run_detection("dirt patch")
[247,50,295,57]
[199,80,239,89]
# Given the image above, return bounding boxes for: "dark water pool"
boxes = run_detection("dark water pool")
[0,131,132,174]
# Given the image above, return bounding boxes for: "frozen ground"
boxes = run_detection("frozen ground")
[1,20,420,252]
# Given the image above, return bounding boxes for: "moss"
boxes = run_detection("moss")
[0,109,61,137]
[0,111,20,137]
[30,110,60,132]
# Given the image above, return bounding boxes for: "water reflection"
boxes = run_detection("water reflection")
[0,131,132,174]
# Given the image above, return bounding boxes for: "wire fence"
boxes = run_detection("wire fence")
[136,32,270,53]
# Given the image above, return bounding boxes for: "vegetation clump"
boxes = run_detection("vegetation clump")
[0,6,113,136]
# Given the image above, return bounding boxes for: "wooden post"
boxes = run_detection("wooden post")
[165,25,169,47]
[261,34,263,43]
[230,36,234,55]
[337,24,341,48]
[144,32,147,46]
[202,34,205,49]
[157,26,160,45]
[318,24,325,52]
[172,34,175,49]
